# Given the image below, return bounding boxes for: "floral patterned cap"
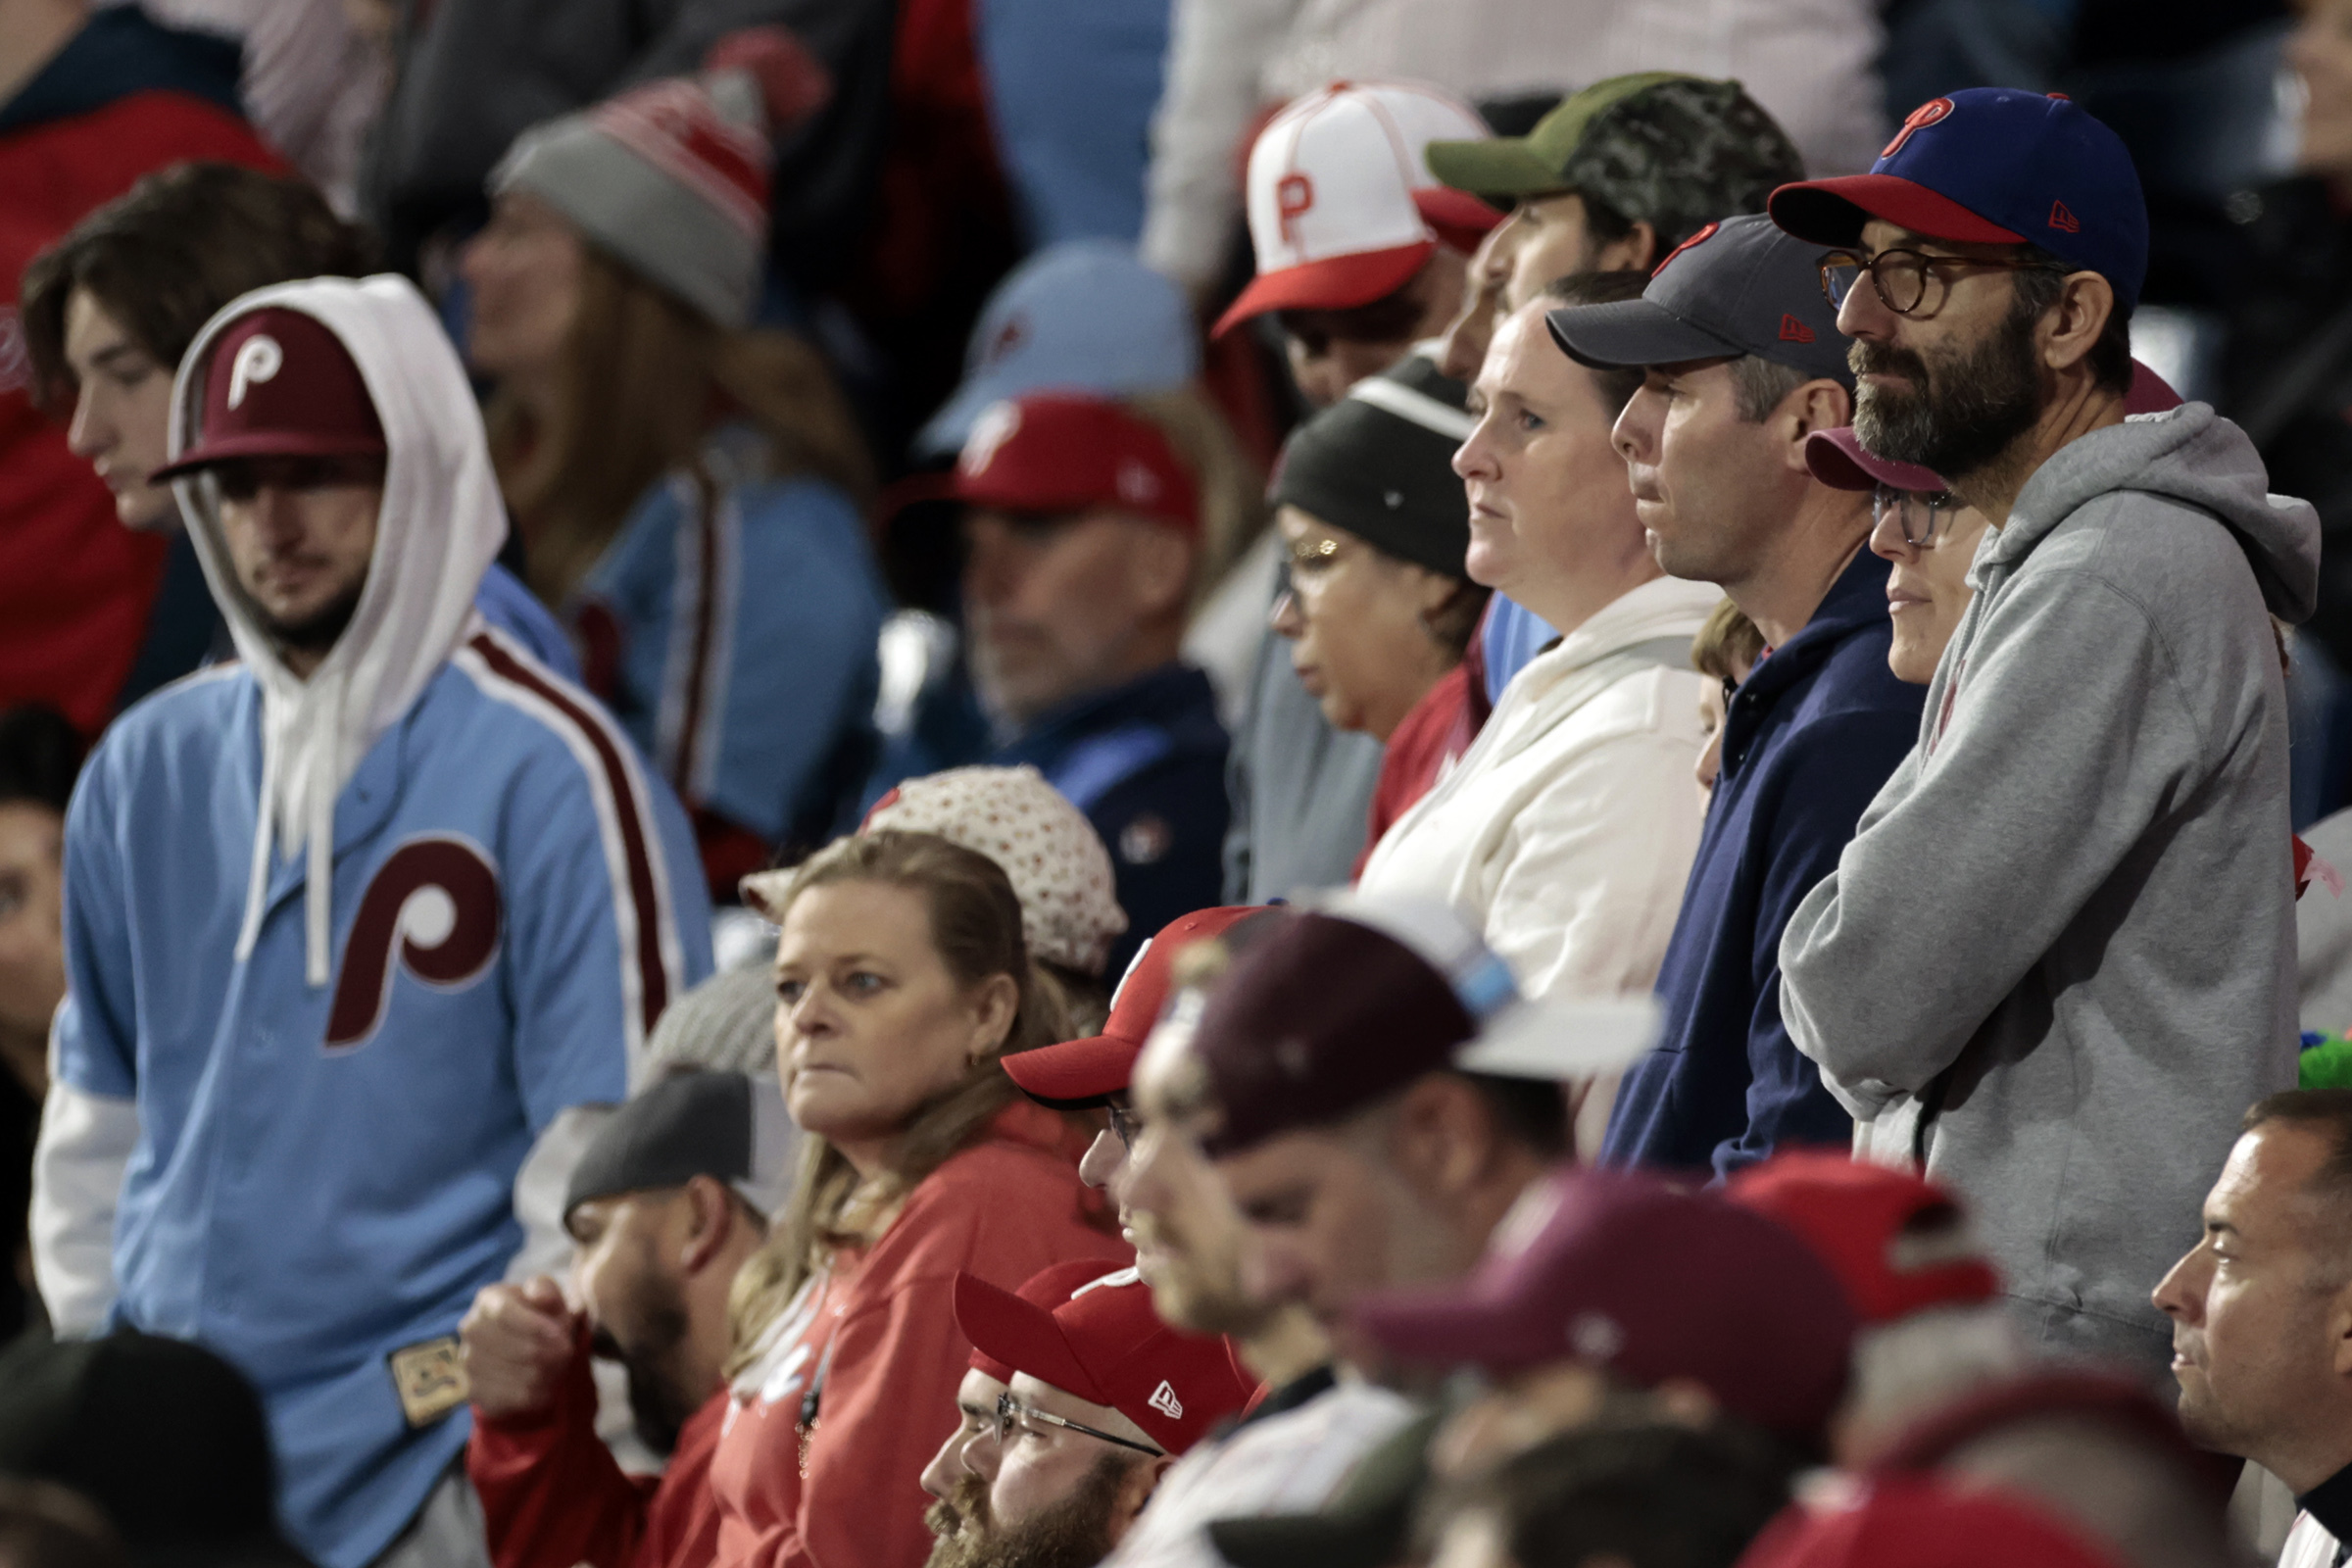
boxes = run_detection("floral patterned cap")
[739,765,1128,975]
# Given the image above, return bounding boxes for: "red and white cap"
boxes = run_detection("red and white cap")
[1004,906,1281,1109]
[954,1266,1254,1455]
[153,307,386,481]
[955,392,1200,537]
[1725,1151,2000,1326]
[1212,80,1503,339]
[968,1259,1135,1383]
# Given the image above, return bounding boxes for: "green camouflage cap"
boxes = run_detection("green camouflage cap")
[1425,74,1804,250]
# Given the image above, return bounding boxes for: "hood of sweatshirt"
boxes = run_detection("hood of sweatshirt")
[167,274,507,986]
[1981,403,2321,624]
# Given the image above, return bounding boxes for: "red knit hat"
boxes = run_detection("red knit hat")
[955,393,1201,536]
[153,307,386,481]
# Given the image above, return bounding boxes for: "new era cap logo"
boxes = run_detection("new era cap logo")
[1148,1380,1184,1420]
[1881,97,1953,160]
[1779,314,1816,344]
[2047,199,2080,233]
[229,334,284,410]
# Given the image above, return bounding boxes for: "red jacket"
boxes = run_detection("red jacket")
[710,1102,1126,1568]
[1357,656,1490,879]
[0,10,280,734]
[468,1333,727,1568]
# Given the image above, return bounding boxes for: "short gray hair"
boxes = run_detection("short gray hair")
[1730,355,1810,422]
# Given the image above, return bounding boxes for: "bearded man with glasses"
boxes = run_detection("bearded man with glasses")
[1770,88,2323,1377]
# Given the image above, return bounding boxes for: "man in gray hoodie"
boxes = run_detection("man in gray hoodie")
[1768,89,2323,1375]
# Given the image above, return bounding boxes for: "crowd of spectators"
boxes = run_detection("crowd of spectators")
[6,2,2352,1568]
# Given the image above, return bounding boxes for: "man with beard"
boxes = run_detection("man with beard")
[937,1267,1254,1568]
[462,1070,792,1568]
[1769,88,2323,1375]
[1544,215,1924,1179]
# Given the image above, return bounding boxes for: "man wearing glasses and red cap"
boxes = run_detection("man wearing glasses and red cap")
[1768,88,2323,1375]
[32,275,710,1568]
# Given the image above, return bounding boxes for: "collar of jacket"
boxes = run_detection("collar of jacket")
[1718,551,1893,773]
[2299,1460,2352,1544]
[1000,662,1220,757]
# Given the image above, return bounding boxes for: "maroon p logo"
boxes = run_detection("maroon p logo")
[325,836,503,1049]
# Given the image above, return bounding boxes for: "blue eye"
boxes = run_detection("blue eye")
[776,978,806,1004]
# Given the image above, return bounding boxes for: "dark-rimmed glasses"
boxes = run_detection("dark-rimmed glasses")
[1818,249,2065,318]
[1871,485,1956,548]
[995,1391,1162,1456]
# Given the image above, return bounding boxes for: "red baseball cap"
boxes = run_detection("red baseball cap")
[1736,1478,2128,1568]
[154,307,386,481]
[954,1267,1254,1455]
[1350,1167,1855,1444]
[968,1259,1132,1382]
[1004,906,1281,1109]
[955,392,1200,536]
[1726,1152,2000,1326]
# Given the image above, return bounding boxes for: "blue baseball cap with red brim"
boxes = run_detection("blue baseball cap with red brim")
[1768,87,2148,313]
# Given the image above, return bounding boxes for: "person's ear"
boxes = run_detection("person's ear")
[678,1175,737,1274]
[2328,1281,2352,1378]
[1107,1453,1174,1539]
[1589,218,1658,273]
[2041,270,2116,378]
[1409,563,1464,631]
[1126,519,1196,618]
[1779,379,1854,471]
[964,971,1022,1065]
[1387,1075,1491,1198]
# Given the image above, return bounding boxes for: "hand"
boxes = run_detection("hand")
[459,1276,577,1420]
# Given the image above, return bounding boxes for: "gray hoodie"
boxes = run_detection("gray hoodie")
[1780,404,2321,1374]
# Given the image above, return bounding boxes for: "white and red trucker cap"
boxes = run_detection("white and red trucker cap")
[1213,80,1503,339]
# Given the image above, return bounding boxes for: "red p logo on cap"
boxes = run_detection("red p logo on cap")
[1881,96,1955,160]
[1276,172,1316,248]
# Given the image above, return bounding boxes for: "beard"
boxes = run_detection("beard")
[925,1471,996,1568]
[1851,292,2046,484]
[588,1282,696,1455]
[959,1453,1137,1568]
[259,579,364,656]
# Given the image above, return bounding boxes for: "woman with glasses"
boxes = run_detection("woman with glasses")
[711,832,1128,1568]
[1804,426,1987,686]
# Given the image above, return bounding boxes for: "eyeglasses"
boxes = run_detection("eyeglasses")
[1107,1102,1140,1151]
[995,1391,1162,1456]
[1818,249,2065,318]
[1871,485,1956,548]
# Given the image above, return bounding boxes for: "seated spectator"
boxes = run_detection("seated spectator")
[1543,215,1922,1179]
[1772,89,2321,1372]
[947,1266,1254,1568]
[0,1331,308,1568]
[946,394,1232,972]
[1737,1477,2132,1568]
[20,160,580,686]
[718,832,1126,1568]
[0,706,76,1342]
[1725,1152,2023,1468]
[2155,1090,2352,1568]
[1365,275,1720,1151]
[1423,74,1806,706]
[463,1071,796,1568]
[1690,599,1766,806]
[0,0,281,737]
[922,1261,1132,1568]
[1260,354,1488,867]
[466,39,887,895]
[1413,1423,1797,1568]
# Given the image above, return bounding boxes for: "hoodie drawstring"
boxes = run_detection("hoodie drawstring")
[233,736,280,965]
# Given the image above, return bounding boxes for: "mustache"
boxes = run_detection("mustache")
[1850,339,1931,384]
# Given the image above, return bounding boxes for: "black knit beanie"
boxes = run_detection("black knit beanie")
[1270,351,1476,580]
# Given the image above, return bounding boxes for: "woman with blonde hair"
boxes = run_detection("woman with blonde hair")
[462,34,891,897]
[714,831,1126,1568]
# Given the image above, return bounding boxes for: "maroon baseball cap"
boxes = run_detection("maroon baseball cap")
[1184,896,1659,1158]
[968,1259,1132,1382]
[1350,1166,1856,1444]
[154,307,387,481]
[954,1267,1255,1455]
[1736,1477,2128,1568]
[1725,1152,1999,1326]
[1004,906,1282,1110]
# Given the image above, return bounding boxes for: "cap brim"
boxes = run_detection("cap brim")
[1803,428,1946,494]
[151,430,387,482]
[1212,242,1434,339]
[1422,136,1570,200]
[1411,187,1506,253]
[1348,1273,1554,1377]
[1545,298,1744,370]
[1768,174,2025,251]
[952,1274,1103,1402]
[1003,1033,1146,1108]
[1454,995,1660,1082]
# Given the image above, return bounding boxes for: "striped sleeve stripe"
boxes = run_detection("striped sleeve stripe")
[656,476,738,803]
[457,629,678,1044]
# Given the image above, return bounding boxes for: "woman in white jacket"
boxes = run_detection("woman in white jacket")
[1358,277,1720,1150]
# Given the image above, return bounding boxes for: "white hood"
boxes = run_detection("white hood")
[168,274,507,986]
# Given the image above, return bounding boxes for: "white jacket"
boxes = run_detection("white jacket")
[1140,0,1888,289]
[2278,1512,2340,1568]
[1358,574,1718,1002]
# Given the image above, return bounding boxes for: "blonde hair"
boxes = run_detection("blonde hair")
[723,830,1079,1376]
[1690,597,1767,685]
[1119,386,1267,612]
[485,247,877,607]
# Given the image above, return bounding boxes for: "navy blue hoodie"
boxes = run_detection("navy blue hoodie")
[1601,552,1924,1179]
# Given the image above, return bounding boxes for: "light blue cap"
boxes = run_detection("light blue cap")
[913,239,1199,460]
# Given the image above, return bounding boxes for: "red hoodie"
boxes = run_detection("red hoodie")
[0,9,281,734]
[710,1102,1126,1568]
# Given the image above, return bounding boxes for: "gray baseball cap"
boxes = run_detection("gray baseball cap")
[564,1069,799,1222]
[1544,212,1853,386]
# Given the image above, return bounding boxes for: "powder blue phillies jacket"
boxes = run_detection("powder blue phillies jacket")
[34,276,711,1568]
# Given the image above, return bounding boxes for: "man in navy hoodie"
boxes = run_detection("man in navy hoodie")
[1548,213,1925,1179]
